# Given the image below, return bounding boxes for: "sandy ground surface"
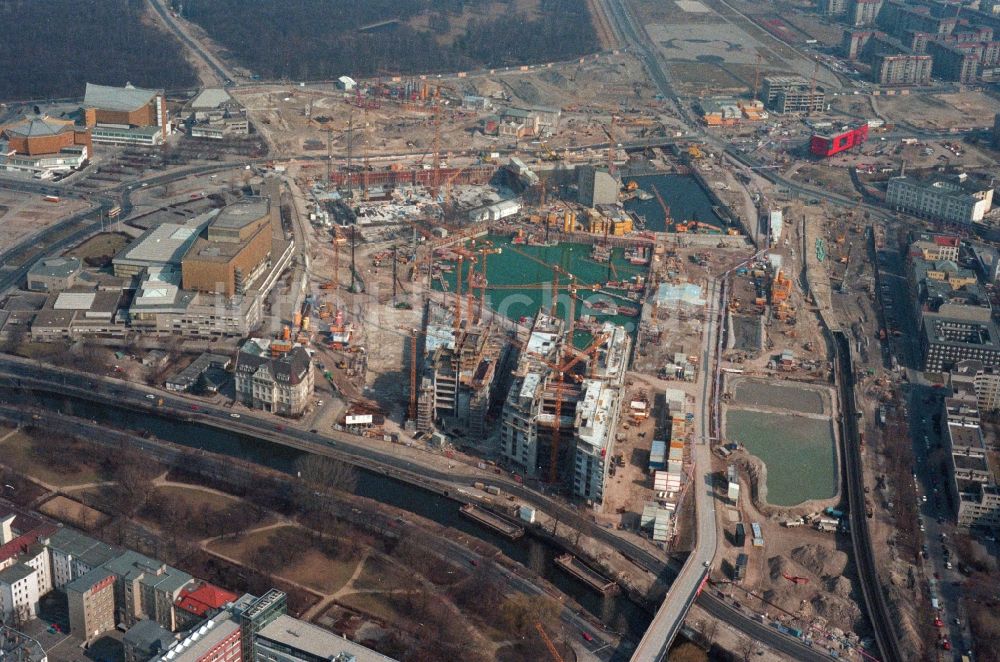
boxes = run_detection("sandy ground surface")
[232,53,678,160]
[0,191,89,252]
[873,91,999,131]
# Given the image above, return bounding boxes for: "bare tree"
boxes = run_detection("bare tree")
[739,635,756,662]
[702,618,719,649]
[294,455,358,494]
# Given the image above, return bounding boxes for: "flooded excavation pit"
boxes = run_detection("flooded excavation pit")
[724,378,838,507]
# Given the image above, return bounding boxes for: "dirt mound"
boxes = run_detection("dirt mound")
[791,544,849,578]
[810,592,863,628]
[826,575,853,599]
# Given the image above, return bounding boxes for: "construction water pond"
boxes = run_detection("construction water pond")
[621,173,723,232]
[436,234,650,346]
[725,381,837,507]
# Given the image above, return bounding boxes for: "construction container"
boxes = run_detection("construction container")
[649,440,667,470]
[518,505,536,523]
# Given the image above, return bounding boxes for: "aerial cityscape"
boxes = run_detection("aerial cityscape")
[0,0,999,661]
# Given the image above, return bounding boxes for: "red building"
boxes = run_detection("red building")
[809,124,869,157]
[174,582,239,629]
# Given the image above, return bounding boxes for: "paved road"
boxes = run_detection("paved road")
[146,0,235,85]
[630,278,722,660]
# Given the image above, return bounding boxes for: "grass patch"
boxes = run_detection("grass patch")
[65,232,130,267]
[280,550,359,594]
[207,525,286,562]
[353,555,422,591]
[338,592,412,623]
[0,431,104,487]
[154,485,240,513]
[208,525,361,594]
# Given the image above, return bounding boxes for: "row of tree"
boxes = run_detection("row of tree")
[173,0,596,81]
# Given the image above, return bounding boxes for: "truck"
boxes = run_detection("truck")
[824,507,845,518]
[43,195,60,203]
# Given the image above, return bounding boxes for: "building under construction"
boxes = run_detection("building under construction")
[415,302,513,440]
[500,313,631,506]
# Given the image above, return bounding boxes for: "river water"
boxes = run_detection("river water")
[7,389,655,643]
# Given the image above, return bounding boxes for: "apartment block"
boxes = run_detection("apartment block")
[848,0,883,26]
[104,551,193,631]
[872,53,932,85]
[944,394,1000,529]
[928,40,980,83]
[952,360,1000,413]
[43,527,118,589]
[67,569,117,643]
[886,174,994,224]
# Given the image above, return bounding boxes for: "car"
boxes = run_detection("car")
[581,631,594,642]
[953,617,961,626]
[934,618,944,628]
[145,394,155,400]
[230,413,241,419]
[942,640,952,651]
[190,405,200,411]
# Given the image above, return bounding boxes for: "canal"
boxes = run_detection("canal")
[6,388,655,642]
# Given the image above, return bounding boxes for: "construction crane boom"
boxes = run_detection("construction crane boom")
[535,623,564,662]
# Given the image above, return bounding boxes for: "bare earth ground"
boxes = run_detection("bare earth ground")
[0,192,88,252]
[874,91,1000,131]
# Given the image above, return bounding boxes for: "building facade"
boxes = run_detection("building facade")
[83,83,170,146]
[886,174,994,224]
[234,340,314,417]
[872,54,932,85]
[67,569,117,643]
[922,316,1000,372]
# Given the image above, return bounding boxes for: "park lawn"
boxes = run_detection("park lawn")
[0,432,103,487]
[278,550,359,594]
[353,555,422,591]
[155,485,241,513]
[338,592,413,623]
[207,525,288,563]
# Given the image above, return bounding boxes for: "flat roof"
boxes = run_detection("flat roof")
[153,615,239,662]
[53,292,95,310]
[212,198,270,230]
[115,216,213,268]
[29,256,81,279]
[256,614,396,662]
[189,88,234,110]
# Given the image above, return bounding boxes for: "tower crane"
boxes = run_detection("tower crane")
[533,332,611,484]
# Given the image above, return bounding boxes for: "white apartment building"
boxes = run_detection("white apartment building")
[887,174,994,224]
[0,564,40,623]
